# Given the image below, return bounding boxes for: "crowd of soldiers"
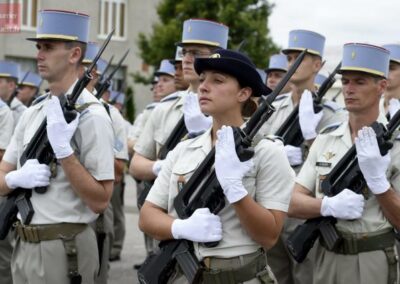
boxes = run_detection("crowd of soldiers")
[0,7,399,284]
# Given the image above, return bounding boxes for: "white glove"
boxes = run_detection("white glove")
[388,98,400,118]
[215,126,253,203]
[299,90,323,140]
[46,96,80,159]
[320,189,365,220]
[183,92,212,135]
[284,145,303,166]
[152,160,164,176]
[355,127,391,195]
[5,159,51,189]
[171,208,222,242]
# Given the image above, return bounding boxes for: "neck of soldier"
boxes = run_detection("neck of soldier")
[211,110,244,145]
[188,78,200,93]
[291,77,316,105]
[48,68,79,97]
[348,105,380,142]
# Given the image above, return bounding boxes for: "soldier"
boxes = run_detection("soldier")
[265,53,291,94]
[0,10,115,284]
[139,49,293,283]
[265,30,347,284]
[154,59,176,101]
[17,71,42,106]
[0,78,15,284]
[289,43,400,284]
[0,61,27,126]
[382,44,400,119]
[170,46,190,91]
[130,18,229,193]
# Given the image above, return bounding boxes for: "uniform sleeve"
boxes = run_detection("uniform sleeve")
[295,135,324,194]
[73,107,115,181]
[146,142,182,210]
[0,107,14,150]
[390,141,400,193]
[110,107,129,161]
[134,108,158,160]
[254,140,295,212]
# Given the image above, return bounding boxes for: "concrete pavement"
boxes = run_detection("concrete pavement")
[108,174,146,284]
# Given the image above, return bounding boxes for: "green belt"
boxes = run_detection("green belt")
[14,222,87,243]
[320,229,397,284]
[320,228,395,255]
[201,249,268,284]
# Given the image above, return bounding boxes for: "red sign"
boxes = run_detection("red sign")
[0,3,20,33]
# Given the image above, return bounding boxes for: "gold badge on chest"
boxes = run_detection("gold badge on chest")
[323,151,336,161]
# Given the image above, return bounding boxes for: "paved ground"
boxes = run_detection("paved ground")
[108,174,146,284]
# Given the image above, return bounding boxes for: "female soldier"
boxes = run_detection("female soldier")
[139,49,295,283]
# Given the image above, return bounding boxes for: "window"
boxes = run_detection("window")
[99,0,127,40]
[8,0,38,30]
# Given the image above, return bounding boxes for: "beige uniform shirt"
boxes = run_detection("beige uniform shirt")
[128,102,159,142]
[258,92,348,137]
[134,90,187,160]
[10,97,27,127]
[296,113,400,234]
[0,98,14,150]
[3,87,115,224]
[108,104,129,161]
[147,129,295,258]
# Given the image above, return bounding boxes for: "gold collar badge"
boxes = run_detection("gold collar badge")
[323,151,335,161]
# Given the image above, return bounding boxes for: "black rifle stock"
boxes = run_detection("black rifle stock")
[275,62,341,146]
[95,49,129,100]
[286,110,400,263]
[137,50,307,284]
[94,55,114,91]
[0,30,114,239]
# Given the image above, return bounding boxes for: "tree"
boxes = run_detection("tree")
[137,0,279,70]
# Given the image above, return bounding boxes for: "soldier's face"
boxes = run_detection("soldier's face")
[181,45,213,84]
[17,85,37,105]
[341,72,386,114]
[198,70,250,117]
[156,74,175,99]
[0,78,15,100]
[387,62,400,92]
[174,62,189,91]
[36,41,77,83]
[286,52,321,85]
[267,70,286,90]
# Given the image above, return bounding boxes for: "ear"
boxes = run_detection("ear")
[237,87,252,103]
[313,57,322,73]
[69,46,82,65]
[377,78,388,94]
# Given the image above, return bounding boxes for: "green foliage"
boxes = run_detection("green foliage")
[124,86,135,123]
[137,0,279,70]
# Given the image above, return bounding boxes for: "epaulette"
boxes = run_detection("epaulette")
[31,94,48,106]
[145,102,159,110]
[323,100,342,112]
[319,122,342,134]
[160,93,179,103]
[274,94,289,102]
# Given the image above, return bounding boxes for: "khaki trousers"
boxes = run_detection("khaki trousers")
[12,225,98,284]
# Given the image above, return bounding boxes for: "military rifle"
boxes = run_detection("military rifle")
[286,108,400,263]
[275,62,341,147]
[94,55,114,91]
[138,49,308,284]
[95,49,129,100]
[0,29,114,240]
